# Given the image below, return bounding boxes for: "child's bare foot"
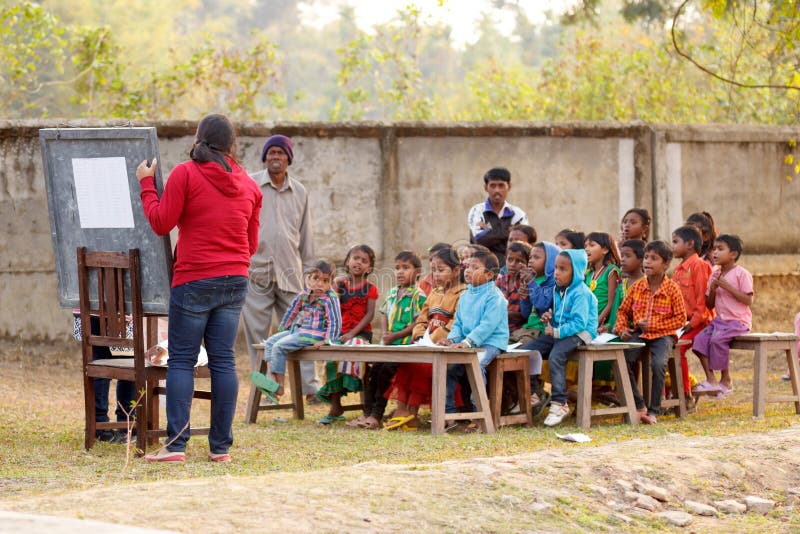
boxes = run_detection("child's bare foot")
[346,415,368,427]
[358,416,381,429]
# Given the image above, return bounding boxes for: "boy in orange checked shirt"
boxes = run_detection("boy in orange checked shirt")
[671,226,713,406]
[614,241,686,425]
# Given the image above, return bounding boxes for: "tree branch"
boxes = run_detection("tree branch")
[671,0,800,91]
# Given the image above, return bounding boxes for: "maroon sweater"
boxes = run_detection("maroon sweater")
[140,158,262,287]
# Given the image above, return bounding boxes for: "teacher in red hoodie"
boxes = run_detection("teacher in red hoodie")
[136,114,262,463]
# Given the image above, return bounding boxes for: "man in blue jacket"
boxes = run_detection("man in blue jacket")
[522,249,598,427]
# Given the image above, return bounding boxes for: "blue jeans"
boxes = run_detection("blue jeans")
[523,334,584,405]
[264,328,313,375]
[90,315,135,423]
[624,334,674,414]
[166,276,248,454]
[445,345,502,414]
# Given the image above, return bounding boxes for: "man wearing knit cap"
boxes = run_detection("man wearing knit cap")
[242,134,320,402]
[467,167,528,267]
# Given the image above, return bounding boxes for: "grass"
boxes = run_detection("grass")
[1,339,800,501]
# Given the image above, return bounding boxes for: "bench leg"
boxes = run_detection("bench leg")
[466,358,495,434]
[753,346,768,418]
[430,356,447,435]
[488,361,502,428]
[516,364,533,426]
[612,352,639,425]
[576,354,593,429]
[669,350,687,418]
[786,346,800,415]
[289,359,305,420]
[245,359,268,424]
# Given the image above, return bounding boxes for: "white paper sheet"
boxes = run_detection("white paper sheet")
[556,432,592,443]
[590,332,618,345]
[72,157,135,228]
[413,328,438,347]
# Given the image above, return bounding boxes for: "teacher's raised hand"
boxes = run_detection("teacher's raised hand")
[136,158,157,182]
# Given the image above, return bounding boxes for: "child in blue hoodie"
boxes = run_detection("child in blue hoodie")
[522,249,598,427]
[440,245,509,418]
[518,241,560,410]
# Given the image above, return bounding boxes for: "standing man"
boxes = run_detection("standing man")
[242,134,320,402]
[467,167,528,267]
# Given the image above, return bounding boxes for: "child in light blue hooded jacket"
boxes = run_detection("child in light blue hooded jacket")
[440,245,508,417]
[522,249,598,427]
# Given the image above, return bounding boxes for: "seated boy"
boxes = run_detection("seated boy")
[439,245,509,420]
[251,260,341,400]
[614,241,687,425]
[522,249,598,427]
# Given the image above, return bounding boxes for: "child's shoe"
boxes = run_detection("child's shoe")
[543,402,571,427]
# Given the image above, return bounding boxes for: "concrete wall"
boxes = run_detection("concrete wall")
[1,120,798,341]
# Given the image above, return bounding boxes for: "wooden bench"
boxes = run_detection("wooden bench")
[731,333,800,418]
[487,353,532,428]
[246,344,496,434]
[567,343,641,429]
[640,339,690,419]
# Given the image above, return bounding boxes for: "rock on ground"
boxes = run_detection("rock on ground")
[715,500,747,515]
[684,500,717,516]
[744,495,776,514]
[657,511,693,527]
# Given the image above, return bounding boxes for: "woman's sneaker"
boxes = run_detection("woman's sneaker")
[543,402,571,427]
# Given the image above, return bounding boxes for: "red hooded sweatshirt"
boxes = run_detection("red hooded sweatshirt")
[140,158,262,287]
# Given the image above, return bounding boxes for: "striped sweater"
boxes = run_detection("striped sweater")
[279,288,342,343]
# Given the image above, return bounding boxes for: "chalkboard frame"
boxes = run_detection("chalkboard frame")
[40,127,173,314]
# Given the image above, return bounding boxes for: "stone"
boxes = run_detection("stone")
[624,491,644,502]
[788,487,800,496]
[616,479,634,492]
[684,500,717,516]
[657,511,693,527]
[634,481,670,502]
[587,484,610,498]
[635,494,662,512]
[744,496,775,514]
[609,512,633,524]
[530,502,553,514]
[715,500,746,515]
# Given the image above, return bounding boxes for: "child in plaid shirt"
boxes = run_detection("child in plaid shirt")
[251,260,341,400]
[614,241,686,424]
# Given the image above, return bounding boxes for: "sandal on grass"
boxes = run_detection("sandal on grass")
[208,452,232,463]
[464,421,482,434]
[691,380,721,396]
[356,418,381,430]
[318,414,346,425]
[250,372,280,404]
[145,448,185,463]
[383,414,416,430]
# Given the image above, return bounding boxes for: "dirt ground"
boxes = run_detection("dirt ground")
[3,428,800,532]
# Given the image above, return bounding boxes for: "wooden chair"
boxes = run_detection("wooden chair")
[78,247,210,453]
[487,353,533,428]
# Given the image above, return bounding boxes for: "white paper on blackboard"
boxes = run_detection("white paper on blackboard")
[72,157,135,228]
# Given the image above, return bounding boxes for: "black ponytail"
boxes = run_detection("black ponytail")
[190,114,236,172]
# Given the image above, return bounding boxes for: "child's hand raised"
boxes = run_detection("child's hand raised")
[541,309,553,324]
[518,267,534,285]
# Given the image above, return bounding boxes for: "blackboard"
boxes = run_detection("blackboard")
[40,127,173,314]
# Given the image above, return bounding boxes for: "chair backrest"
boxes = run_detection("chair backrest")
[76,248,145,367]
